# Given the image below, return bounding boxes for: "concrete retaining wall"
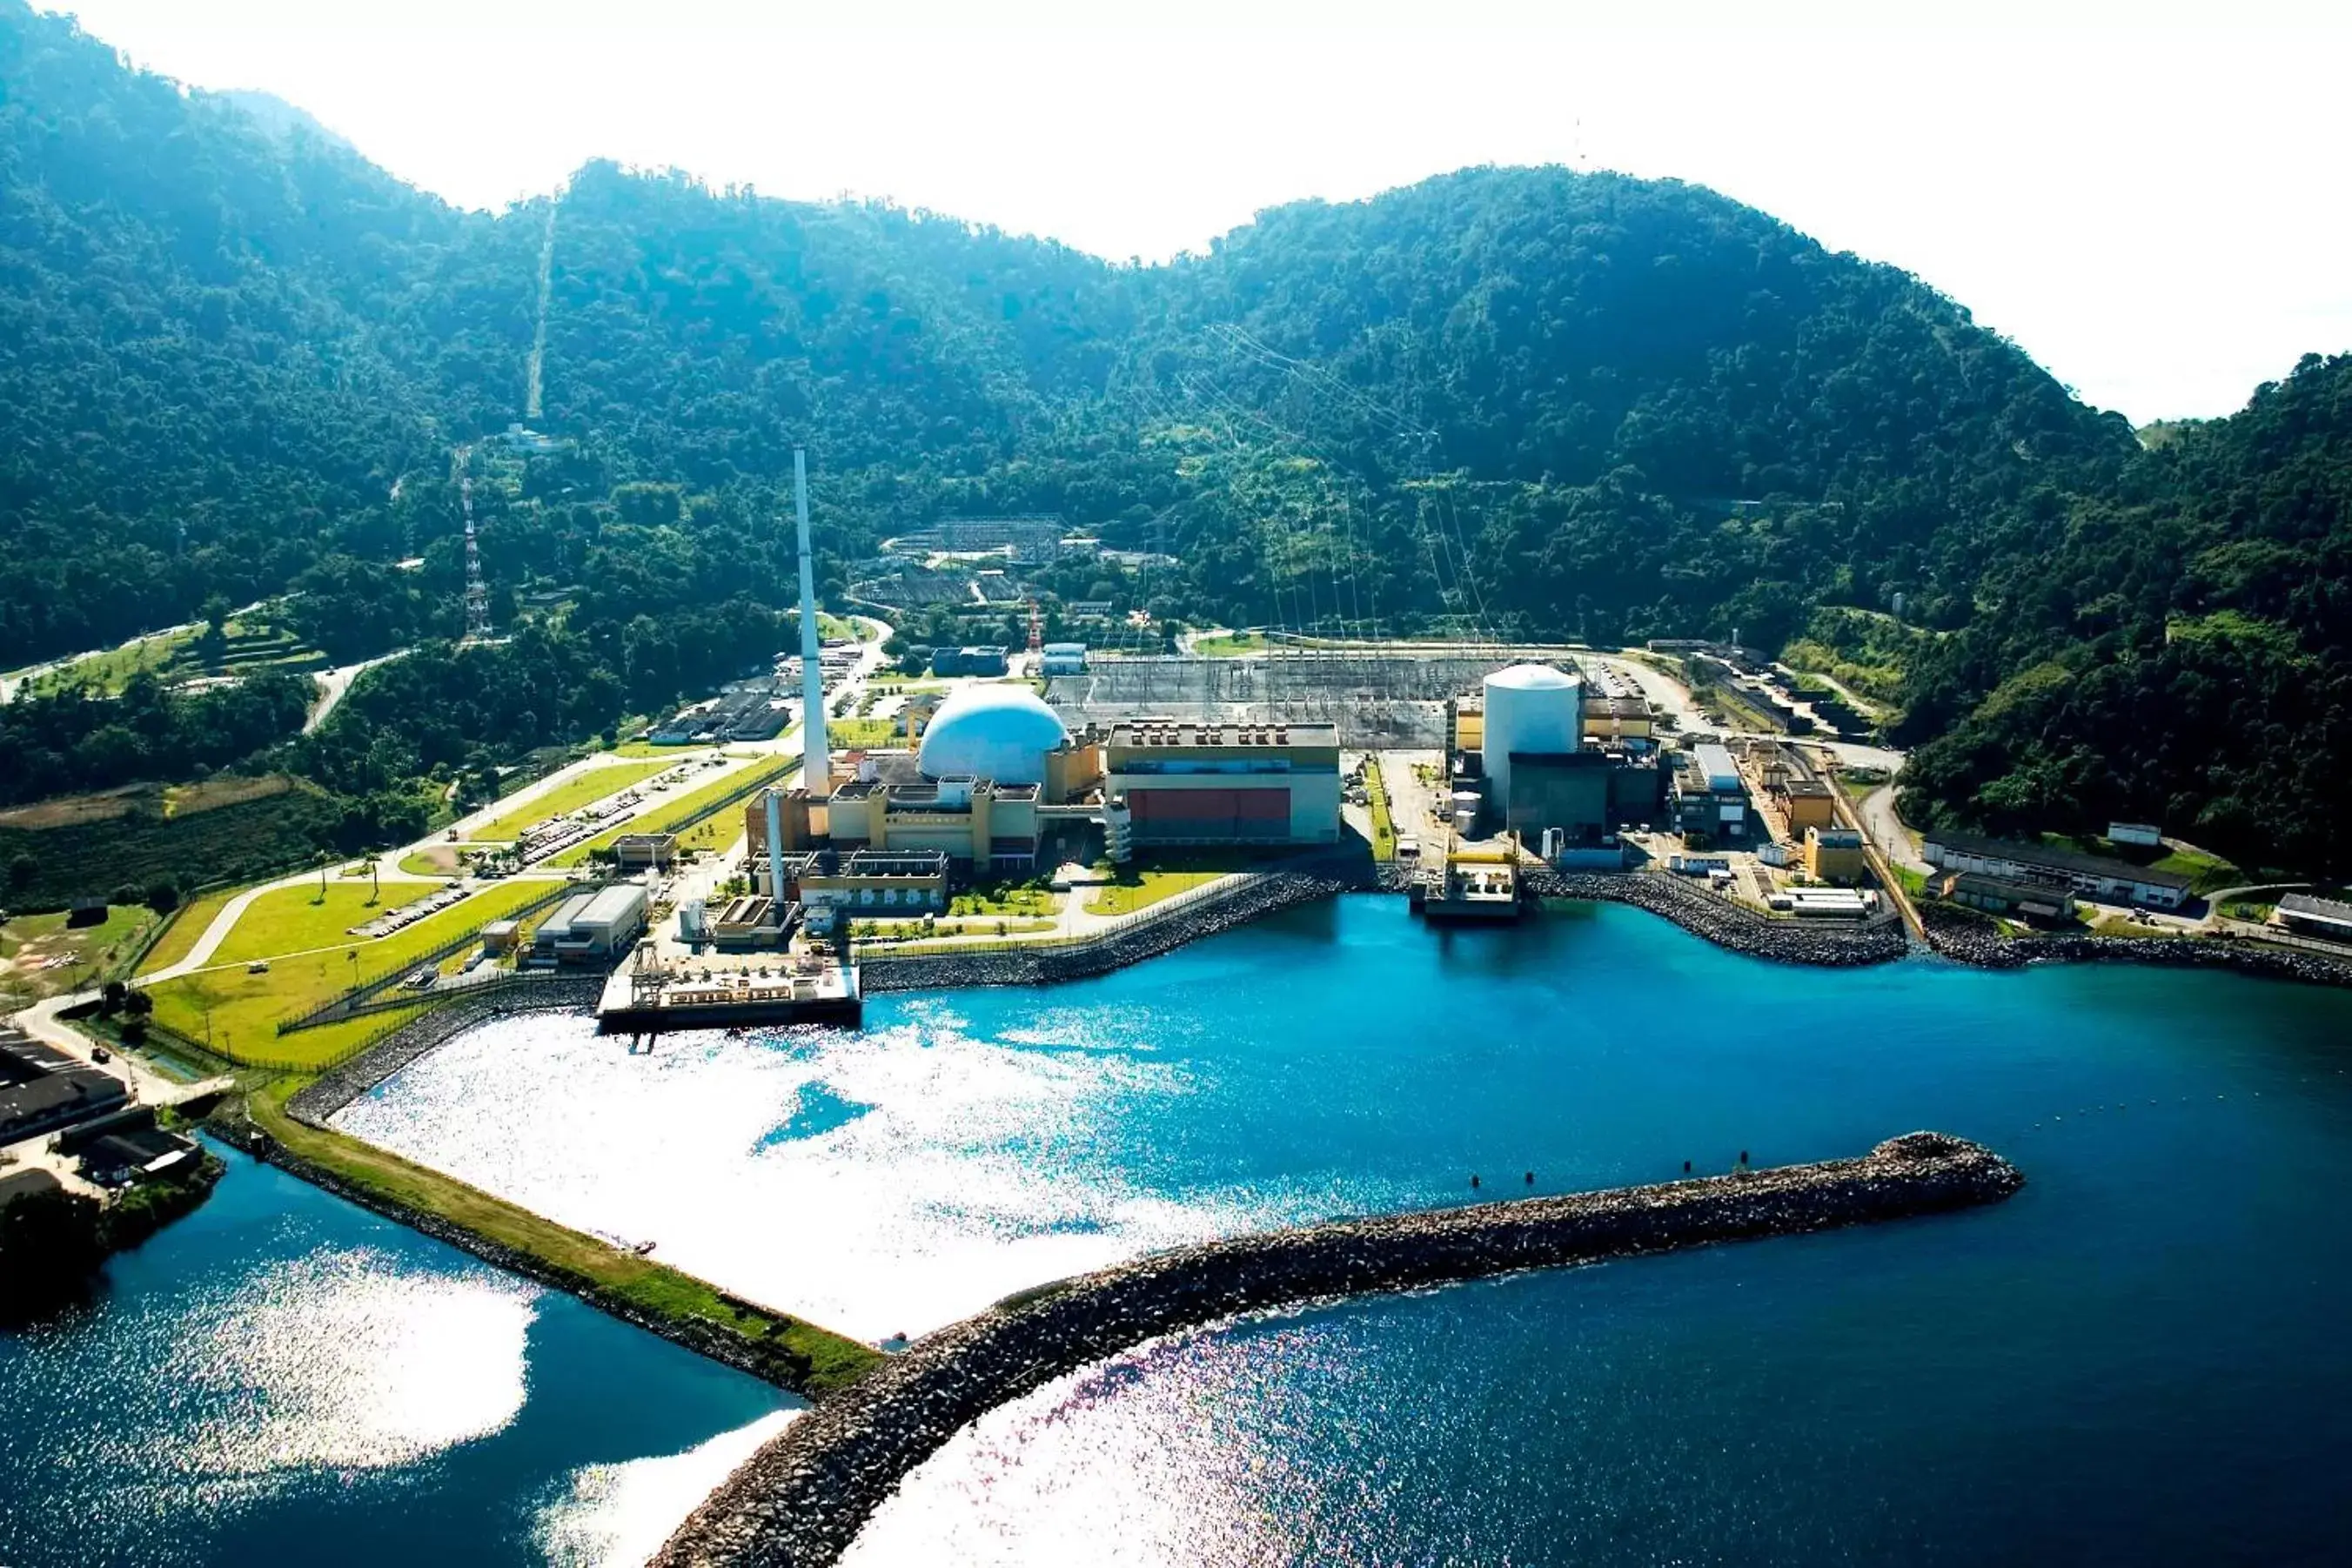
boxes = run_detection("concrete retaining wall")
[653,1132,2022,1568]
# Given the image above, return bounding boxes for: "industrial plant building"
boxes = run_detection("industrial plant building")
[1102,720,1344,845]
[529,884,651,964]
[0,1029,127,1144]
[1442,664,1664,849]
[2275,893,2352,942]
[1920,830,2191,909]
[1672,743,1751,841]
[929,646,1009,678]
[1934,871,2076,921]
[741,686,1343,875]
[1804,826,1867,884]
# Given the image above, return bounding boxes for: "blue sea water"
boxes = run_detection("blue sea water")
[11,895,2352,1565]
[831,899,2352,1566]
[0,1142,795,1568]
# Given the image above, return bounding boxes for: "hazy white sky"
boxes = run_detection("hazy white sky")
[44,0,2352,423]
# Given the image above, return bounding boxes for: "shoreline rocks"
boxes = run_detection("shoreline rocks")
[286,976,606,1126]
[652,1132,2023,1568]
[1917,920,2352,989]
[1525,867,1911,967]
[859,869,1361,993]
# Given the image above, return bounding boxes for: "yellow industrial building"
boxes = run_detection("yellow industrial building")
[1804,825,1867,884]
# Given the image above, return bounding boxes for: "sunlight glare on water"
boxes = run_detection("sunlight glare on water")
[534,1409,801,1568]
[334,997,1385,1338]
[175,1244,538,1474]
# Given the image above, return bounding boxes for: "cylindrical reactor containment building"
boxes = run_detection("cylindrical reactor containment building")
[1480,663,1584,808]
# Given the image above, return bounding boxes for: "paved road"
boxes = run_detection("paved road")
[12,989,234,1106]
[1859,783,1931,874]
[305,649,408,734]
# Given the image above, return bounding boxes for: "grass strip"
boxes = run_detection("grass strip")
[1364,758,1397,862]
[465,758,676,841]
[547,756,799,868]
[241,1079,881,1396]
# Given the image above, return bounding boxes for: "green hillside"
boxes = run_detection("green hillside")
[2,0,2349,871]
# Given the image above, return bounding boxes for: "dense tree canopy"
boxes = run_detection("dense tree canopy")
[2,0,2348,871]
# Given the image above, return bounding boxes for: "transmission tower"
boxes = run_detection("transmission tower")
[460,467,492,642]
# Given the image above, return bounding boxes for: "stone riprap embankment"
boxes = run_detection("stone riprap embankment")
[285,975,605,1125]
[1525,868,1910,967]
[653,1132,2022,1568]
[859,869,1359,993]
[1920,919,2352,989]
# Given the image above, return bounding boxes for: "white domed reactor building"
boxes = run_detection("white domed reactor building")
[915,684,1069,787]
[787,681,1102,875]
[1480,663,1583,806]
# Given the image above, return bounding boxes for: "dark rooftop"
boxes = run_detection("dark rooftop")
[1923,829,2194,890]
[0,1168,63,1209]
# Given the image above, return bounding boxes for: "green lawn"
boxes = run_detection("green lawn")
[205,879,446,966]
[828,717,899,748]
[1193,631,1272,657]
[244,1079,879,1393]
[1364,758,1397,861]
[465,758,675,841]
[2147,845,2245,895]
[2038,831,2247,896]
[946,883,1060,918]
[1086,868,1230,915]
[137,887,238,976]
[12,627,196,697]
[612,739,718,759]
[0,904,159,1005]
[144,880,552,1067]
[859,916,1058,944]
[547,757,798,868]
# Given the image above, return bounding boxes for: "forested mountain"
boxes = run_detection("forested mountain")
[2,0,2348,874]
[1898,352,2352,867]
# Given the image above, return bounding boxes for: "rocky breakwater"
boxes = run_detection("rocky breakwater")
[1527,868,1909,967]
[285,975,606,1125]
[653,1131,2023,1568]
[1920,914,2352,990]
[860,868,1359,994]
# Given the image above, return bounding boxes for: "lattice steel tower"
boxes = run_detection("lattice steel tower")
[460,464,492,642]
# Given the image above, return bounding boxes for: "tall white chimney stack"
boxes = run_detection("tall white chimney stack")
[794,446,829,793]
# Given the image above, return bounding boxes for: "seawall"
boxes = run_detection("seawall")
[1524,867,1911,967]
[653,1131,2023,1568]
[285,975,606,1125]
[1920,919,2352,989]
[860,869,1358,993]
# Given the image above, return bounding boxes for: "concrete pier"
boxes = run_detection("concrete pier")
[653,1131,2023,1568]
[593,962,861,1035]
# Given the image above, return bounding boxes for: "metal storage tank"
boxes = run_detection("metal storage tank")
[1480,663,1583,809]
